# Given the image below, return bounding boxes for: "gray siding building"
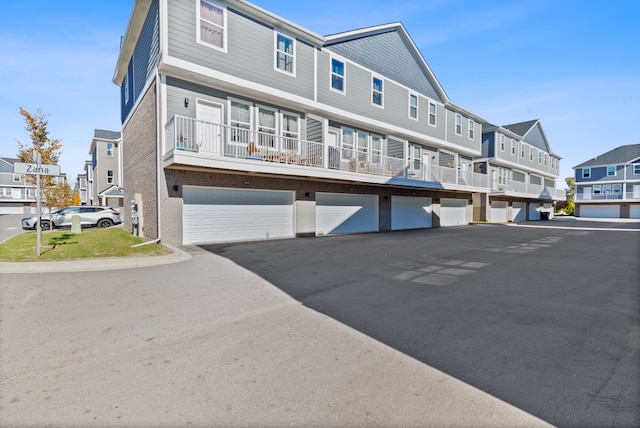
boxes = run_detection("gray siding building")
[113,0,564,246]
[573,144,640,218]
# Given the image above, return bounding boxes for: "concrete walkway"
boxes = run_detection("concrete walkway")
[0,246,551,427]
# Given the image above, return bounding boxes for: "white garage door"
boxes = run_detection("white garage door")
[316,193,378,236]
[183,187,294,245]
[440,198,468,227]
[630,205,640,219]
[0,203,26,214]
[490,201,508,223]
[529,203,541,221]
[580,205,620,218]
[392,196,432,230]
[512,202,526,222]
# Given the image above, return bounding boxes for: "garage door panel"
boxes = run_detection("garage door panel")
[529,204,540,221]
[440,198,468,227]
[316,193,378,236]
[580,205,620,218]
[490,201,508,223]
[392,196,432,230]
[512,202,526,222]
[183,187,294,245]
[630,205,640,219]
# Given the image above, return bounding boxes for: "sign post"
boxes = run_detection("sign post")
[14,155,61,257]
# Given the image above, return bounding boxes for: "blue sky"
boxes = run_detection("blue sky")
[1,1,638,187]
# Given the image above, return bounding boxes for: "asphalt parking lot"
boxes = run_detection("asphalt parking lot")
[205,222,640,427]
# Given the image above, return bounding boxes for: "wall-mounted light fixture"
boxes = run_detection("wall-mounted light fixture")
[243,181,251,186]
[304,192,310,197]
[172,185,179,191]
[184,97,189,108]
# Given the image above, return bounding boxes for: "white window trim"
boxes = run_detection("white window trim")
[529,147,534,161]
[455,113,462,135]
[634,164,640,175]
[544,153,548,166]
[274,31,296,76]
[371,75,384,108]
[499,134,505,151]
[106,143,114,158]
[538,151,542,164]
[521,142,526,158]
[511,139,516,155]
[330,56,346,94]
[107,170,114,184]
[123,72,130,105]
[197,0,228,53]
[468,119,475,140]
[607,165,616,176]
[583,168,591,178]
[428,101,437,127]
[408,93,418,120]
[228,98,253,146]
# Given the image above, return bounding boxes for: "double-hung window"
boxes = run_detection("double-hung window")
[341,129,354,159]
[634,164,640,175]
[529,147,534,161]
[372,76,383,106]
[538,151,542,164]
[371,134,382,163]
[230,101,251,143]
[511,139,516,155]
[468,120,475,140]
[455,114,462,135]
[331,58,345,92]
[409,94,418,119]
[499,134,505,151]
[198,0,226,51]
[123,73,130,105]
[106,143,113,157]
[544,153,548,166]
[257,107,277,148]
[583,168,591,178]
[607,166,616,176]
[282,113,299,151]
[521,142,526,158]
[275,33,295,75]
[428,102,437,126]
[107,170,114,184]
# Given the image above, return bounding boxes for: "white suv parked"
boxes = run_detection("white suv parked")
[22,206,122,230]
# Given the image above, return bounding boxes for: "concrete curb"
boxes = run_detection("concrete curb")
[0,245,192,274]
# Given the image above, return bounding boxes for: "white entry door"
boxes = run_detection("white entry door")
[196,100,223,155]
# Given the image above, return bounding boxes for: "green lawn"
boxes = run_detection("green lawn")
[0,227,171,262]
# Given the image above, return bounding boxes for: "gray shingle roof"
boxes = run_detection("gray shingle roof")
[502,120,538,137]
[574,144,640,168]
[94,129,121,140]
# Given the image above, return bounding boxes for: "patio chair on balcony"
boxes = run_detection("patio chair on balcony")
[246,142,263,161]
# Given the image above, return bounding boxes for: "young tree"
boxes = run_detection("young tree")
[565,177,575,215]
[17,108,64,228]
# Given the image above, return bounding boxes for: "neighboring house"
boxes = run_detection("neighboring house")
[88,130,124,209]
[0,157,68,214]
[76,161,91,205]
[112,0,565,246]
[477,120,563,222]
[0,157,36,214]
[573,144,640,219]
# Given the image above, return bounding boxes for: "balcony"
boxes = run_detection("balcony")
[576,193,634,201]
[491,179,565,201]
[165,116,490,191]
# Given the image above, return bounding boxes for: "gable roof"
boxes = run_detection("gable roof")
[324,23,449,104]
[94,129,121,140]
[0,157,19,173]
[502,119,559,157]
[574,144,640,168]
[502,120,538,138]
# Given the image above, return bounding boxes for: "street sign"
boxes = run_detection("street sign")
[14,162,61,176]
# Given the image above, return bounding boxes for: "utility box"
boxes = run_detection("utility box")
[71,214,81,234]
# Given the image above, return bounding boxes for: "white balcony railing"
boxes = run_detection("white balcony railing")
[576,193,625,201]
[166,115,494,188]
[492,179,565,200]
